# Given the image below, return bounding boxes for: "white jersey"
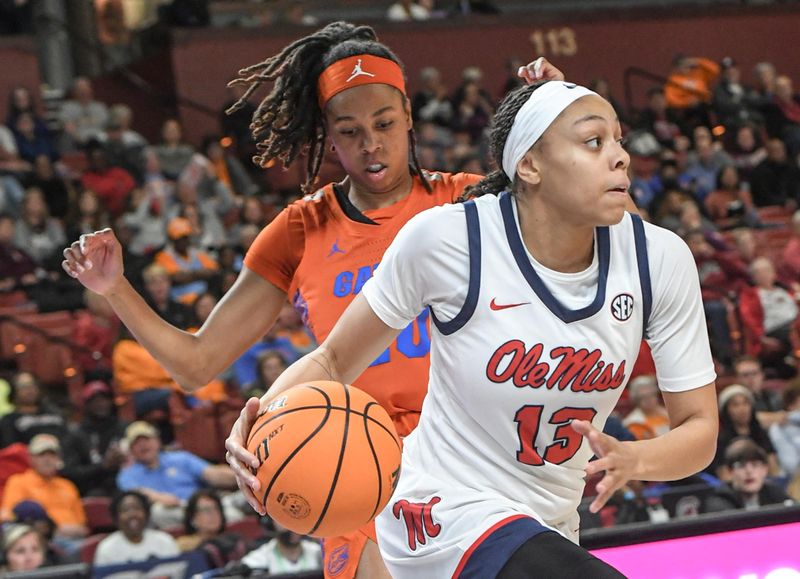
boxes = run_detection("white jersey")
[362,192,716,577]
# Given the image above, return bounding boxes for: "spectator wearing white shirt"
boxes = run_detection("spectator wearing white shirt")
[749,256,799,374]
[769,381,800,481]
[94,490,180,567]
[59,77,109,150]
[241,521,322,574]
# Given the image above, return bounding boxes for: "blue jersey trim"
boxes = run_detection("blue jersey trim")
[430,201,481,336]
[499,191,610,324]
[631,213,652,339]
[455,516,549,579]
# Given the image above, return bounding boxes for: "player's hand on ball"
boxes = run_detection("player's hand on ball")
[61,229,124,296]
[225,397,266,515]
[518,57,565,84]
[571,419,639,514]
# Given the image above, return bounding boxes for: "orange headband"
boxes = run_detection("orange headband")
[317,54,406,108]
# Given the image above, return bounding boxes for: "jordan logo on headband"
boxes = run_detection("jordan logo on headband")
[346,59,376,83]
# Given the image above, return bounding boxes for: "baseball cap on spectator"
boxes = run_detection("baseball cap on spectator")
[724,438,767,468]
[718,384,753,410]
[82,380,112,403]
[167,217,193,240]
[625,130,661,157]
[12,501,51,524]
[125,421,158,445]
[28,434,60,456]
[2,524,37,553]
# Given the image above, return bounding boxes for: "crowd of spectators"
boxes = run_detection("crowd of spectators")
[0,16,800,576]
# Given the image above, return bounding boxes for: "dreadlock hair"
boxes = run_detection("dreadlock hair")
[460,81,548,201]
[226,21,431,195]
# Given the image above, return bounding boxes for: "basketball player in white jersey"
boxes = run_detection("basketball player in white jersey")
[227,80,719,577]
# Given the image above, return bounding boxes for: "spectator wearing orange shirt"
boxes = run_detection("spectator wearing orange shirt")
[112,329,227,404]
[0,434,88,553]
[665,54,720,130]
[154,217,219,305]
[201,136,257,197]
[622,375,671,440]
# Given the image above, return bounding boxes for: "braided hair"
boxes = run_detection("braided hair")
[226,21,431,194]
[460,81,547,201]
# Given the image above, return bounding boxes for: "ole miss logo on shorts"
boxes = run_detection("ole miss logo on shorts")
[393,496,442,551]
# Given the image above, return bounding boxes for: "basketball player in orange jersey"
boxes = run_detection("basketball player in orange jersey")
[61,21,565,578]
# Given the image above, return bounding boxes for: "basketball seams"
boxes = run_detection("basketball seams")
[309,382,351,535]
[250,404,401,451]
[363,401,384,521]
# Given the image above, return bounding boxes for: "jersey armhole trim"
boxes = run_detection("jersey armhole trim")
[430,200,481,336]
[631,213,653,339]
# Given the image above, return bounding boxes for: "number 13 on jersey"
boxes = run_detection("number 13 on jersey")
[514,405,597,466]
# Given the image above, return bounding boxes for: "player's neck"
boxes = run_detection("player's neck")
[515,195,595,273]
[344,174,414,212]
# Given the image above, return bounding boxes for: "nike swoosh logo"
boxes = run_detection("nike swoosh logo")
[489,298,531,311]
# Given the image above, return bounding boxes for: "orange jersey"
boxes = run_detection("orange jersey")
[244,172,480,436]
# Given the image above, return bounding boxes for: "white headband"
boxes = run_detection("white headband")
[501,81,598,180]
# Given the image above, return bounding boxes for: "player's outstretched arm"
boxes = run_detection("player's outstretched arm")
[225,294,400,514]
[576,382,718,513]
[62,229,286,390]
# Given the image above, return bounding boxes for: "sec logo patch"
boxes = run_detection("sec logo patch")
[611,293,634,322]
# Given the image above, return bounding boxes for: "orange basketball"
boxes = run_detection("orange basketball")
[246,380,402,538]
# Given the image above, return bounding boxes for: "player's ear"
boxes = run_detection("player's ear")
[516,151,541,186]
[403,96,413,130]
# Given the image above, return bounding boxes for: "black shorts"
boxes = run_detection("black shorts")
[496,530,627,579]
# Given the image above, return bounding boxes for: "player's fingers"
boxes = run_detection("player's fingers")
[227,454,265,515]
[226,397,272,516]
[224,439,264,518]
[224,439,259,485]
[590,472,622,513]
[572,419,611,458]
[570,418,595,434]
[584,456,612,478]
[239,397,262,442]
[80,229,115,258]
[225,436,259,474]
[518,58,540,84]
[62,260,80,278]
[536,57,566,82]
[519,57,565,84]
[226,410,261,470]
[78,233,94,257]
[62,242,90,275]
